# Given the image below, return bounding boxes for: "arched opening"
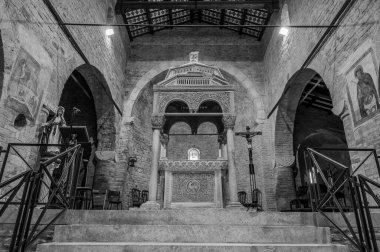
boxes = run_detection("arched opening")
[165,100,189,113]
[58,69,98,187]
[59,70,97,143]
[198,100,223,113]
[274,69,349,211]
[57,64,117,190]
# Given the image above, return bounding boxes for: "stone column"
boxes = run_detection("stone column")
[222,115,241,207]
[141,115,165,210]
[160,133,169,160]
[218,134,228,160]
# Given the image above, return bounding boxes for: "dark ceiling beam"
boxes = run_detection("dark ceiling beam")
[121,14,134,41]
[258,12,271,41]
[42,0,123,116]
[220,9,226,29]
[115,0,276,12]
[145,9,154,34]
[239,9,248,34]
[301,93,332,103]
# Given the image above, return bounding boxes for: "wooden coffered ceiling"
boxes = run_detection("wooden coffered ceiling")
[115,0,279,41]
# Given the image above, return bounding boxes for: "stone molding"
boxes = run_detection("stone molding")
[151,114,166,129]
[159,160,228,171]
[158,92,231,113]
[222,115,237,129]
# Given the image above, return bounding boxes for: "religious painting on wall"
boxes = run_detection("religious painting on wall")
[345,46,379,128]
[6,47,43,122]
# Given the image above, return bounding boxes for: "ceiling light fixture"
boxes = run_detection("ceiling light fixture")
[105,1,115,37]
[279,27,289,36]
[106,28,114,36]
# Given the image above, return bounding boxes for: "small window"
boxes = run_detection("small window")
[188,148,200,160]
[14,114,27,128]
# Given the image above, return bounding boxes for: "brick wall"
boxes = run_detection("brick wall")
[264,0,380,210]
[168,122,219,160]
[0,0,129,191]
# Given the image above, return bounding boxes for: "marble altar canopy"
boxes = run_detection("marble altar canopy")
[142,52,241,209]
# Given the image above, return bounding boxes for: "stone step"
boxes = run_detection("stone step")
[54,224,331,244]
[37,242,349,252]
[63,209,317,226]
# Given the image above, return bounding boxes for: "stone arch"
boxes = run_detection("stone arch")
[0,30,4,100]
[197,121,218,134]
[274,68,318,167]
[123,62,265,124]
[274,68,348,210]
[198,99,223,113]
[169,121,192,134]
[164,99,190,113]
[74,64,117,151]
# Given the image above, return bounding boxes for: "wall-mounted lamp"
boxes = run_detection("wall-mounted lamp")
[106,28,115,37]
[105,5,115,37]
[279,27,289,36]
[128,157,137,168]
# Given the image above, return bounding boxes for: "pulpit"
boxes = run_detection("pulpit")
[159,160,227,208]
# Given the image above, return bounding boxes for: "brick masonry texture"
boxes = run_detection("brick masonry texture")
[0,0,379,212]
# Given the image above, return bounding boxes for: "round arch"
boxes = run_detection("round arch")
[74,64,117,151]
[198,100,223,113]
[123,62,265,124]
[274,68,319,167]
[274,68,349,211]
[169,121,192,134]
[165,99,190,113]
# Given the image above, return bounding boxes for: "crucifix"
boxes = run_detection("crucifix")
[235,126,262,204]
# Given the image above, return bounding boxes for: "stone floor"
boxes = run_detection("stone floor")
[35,209,349,252]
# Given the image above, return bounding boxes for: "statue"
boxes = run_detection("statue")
[42,106,66,154]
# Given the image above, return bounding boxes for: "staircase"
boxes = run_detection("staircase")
[37,209,348,252]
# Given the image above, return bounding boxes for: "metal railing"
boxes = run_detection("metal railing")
[0,143,82,251]
[306,147,380,252]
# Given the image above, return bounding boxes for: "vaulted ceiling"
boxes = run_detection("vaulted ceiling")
[115,0,279,41]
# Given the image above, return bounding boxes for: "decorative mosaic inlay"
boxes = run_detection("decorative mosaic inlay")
[172,172,214,202]
[158,92,230,113]
[159,160,228,171]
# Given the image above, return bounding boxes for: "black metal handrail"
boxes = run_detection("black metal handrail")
[306,147,380,252]
[0,143,82,251]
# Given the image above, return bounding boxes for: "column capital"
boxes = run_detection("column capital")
[222,115,236,129]
[151,114,166,129]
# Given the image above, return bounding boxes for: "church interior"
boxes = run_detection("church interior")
[0,0,380,251]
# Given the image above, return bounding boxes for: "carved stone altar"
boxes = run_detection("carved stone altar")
[159,160,228,208]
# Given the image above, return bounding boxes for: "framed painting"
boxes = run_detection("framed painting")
[345,47,379,128]
[6,47,42,122]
